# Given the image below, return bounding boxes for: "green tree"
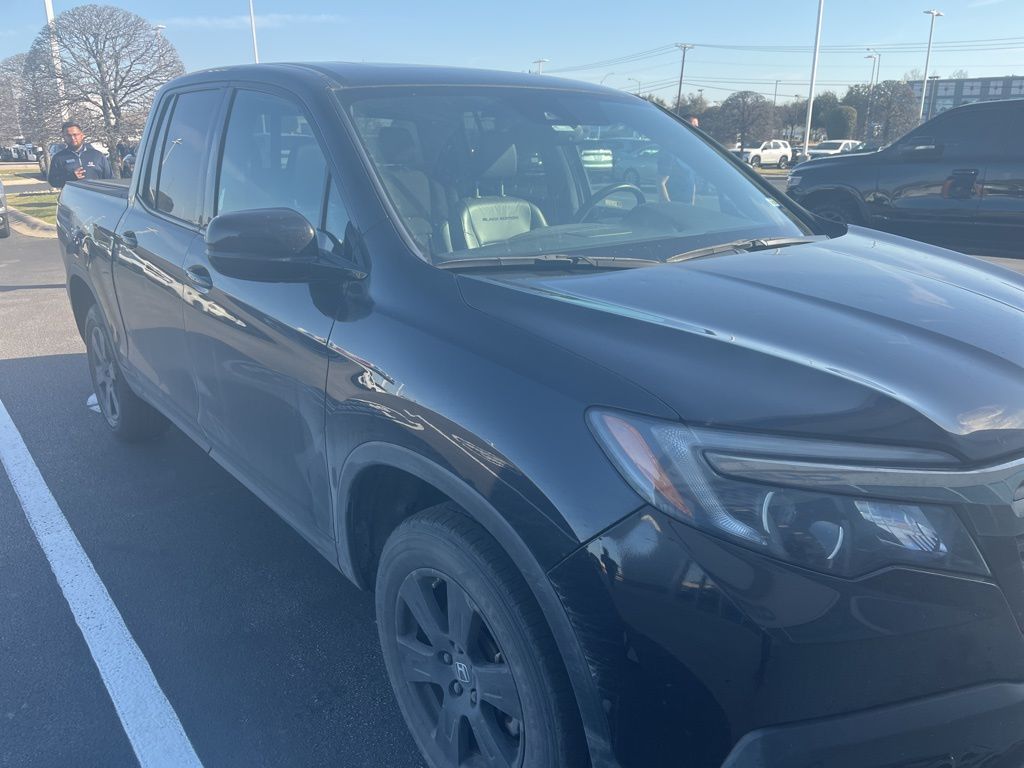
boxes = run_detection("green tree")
[844,80,918,144]
[718,90,772,148]
[826,106,857,139]
[810,90,839,130]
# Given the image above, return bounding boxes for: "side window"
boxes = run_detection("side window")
[323,178,352,258]
[217,89,328,227]
[903,109,1004,160]
[150,89,222,225]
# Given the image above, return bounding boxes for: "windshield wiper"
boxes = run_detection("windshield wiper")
[436,253,659,270]
[666,236,826,264]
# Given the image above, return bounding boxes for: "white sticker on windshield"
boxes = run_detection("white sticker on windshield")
[551,125,576,132]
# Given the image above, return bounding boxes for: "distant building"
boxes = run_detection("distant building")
[909,76,1024,120]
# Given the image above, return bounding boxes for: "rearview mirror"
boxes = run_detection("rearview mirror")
[206,207,317,280]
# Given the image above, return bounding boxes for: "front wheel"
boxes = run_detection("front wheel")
[376,504,585,768]
[84,304,167,441]
[777,156,789,170]
[750,155,762,168]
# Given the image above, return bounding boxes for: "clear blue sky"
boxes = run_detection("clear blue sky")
[2,0,1021,103]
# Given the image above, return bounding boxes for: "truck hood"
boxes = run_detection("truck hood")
[457,229,1024,464]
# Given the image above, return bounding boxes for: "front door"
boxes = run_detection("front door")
[183,87,349,541]
[874,106,1005,252]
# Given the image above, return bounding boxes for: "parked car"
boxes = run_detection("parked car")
[736,139,792,168]
[615,143,662,184]
[577,139,614,180]
[804,139,864,159]
[0,146,15,162]
[0,178,9,238]
[57,63,1024,768]
[788,99,1024,257]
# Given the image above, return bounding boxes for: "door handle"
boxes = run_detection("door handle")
[185,265,213,292]
[120,230,138,249]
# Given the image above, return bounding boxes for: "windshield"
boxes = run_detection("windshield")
[339,86,809,266]
[814,141,843,150]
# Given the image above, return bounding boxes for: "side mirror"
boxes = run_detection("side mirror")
[206,207,317,281]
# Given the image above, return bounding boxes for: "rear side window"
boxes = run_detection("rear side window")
[148,89,222,225]
[904,108,1007,160]
[216,89,329,228]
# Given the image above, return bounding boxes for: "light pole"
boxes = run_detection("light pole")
[628,77,643,96]
[864,52,879,140]
[674,43,695,114]
[918,10,943,121]
[532,58,550,74]
[43,0,69,121]
[926,74,941,120]
[248,0,260,63]
[802,0,825,158]
[600,72,615,84]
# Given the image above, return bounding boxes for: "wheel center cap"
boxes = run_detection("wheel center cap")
[455,661,471,685]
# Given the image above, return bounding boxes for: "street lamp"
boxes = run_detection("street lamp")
[865,52,879,140]
[802,0,825,158]
[248,0,260,63]
[600,72,615,84]
[532,58,550,74]
[919,9,943,121]
[926,74,941,120]
[628,77,643,96]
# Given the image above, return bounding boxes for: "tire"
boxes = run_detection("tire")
[0,220,9,238]
[750,156,762,168]
[808,195,862,225]
[84,304,167,441]
[777,156,789,170]
[376,504,586,768]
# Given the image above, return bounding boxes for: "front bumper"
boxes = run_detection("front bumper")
[549,506,1024,768]
[722,682,1024,768]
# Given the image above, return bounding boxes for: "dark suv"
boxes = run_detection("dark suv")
[57,64,1024,768]
[788,99,1024,257]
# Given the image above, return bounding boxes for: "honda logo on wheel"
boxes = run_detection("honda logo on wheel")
[455,661,471,684]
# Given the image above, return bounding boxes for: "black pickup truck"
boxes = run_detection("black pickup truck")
[57,63,1024,768]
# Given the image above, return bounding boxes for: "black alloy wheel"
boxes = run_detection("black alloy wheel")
[84,304,167,441]
[778,156,789,169]
[376,505,586,768]
[750,155,762,168]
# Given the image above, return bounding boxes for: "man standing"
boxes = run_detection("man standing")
[47,121,112,189]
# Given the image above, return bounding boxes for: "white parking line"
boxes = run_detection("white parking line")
[0,398,203,768]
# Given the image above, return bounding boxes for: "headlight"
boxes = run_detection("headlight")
[588,410,989,579]
[786,174,801,189]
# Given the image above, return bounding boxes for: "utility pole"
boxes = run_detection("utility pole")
[674,44,695,114]
[43,0,69,122]
[532,58,550,74]
[248,0,260,63]
[919,10,943,121]
[803,0,825,158]
[773,80,780,108]
[628,77,643,96]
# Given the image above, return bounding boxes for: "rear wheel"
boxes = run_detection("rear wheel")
[778,156,789,170]
[376,504,585,768]
[84,304,167,441]
[0,219,9,238]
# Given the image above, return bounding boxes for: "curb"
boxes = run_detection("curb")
[8,207,58,239]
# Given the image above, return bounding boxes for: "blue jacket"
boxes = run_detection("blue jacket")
[47,144,112,188]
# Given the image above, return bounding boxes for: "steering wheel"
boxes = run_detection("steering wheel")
[575,183,647,222]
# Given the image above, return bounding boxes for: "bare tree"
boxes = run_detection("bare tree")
[24,4,184,176]
[0,54,28,143]
[717,91,772,148]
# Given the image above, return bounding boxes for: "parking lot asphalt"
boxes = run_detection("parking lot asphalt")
[1,227,1021,768]
[0,229,424,767]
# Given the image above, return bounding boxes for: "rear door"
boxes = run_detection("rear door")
[875,105,1004,252]
[182,87,348,541]
[975,101,1024,257]
[115,87,225,436]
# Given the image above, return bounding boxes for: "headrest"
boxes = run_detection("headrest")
[474,136,518,180]
[377,125,418,165]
